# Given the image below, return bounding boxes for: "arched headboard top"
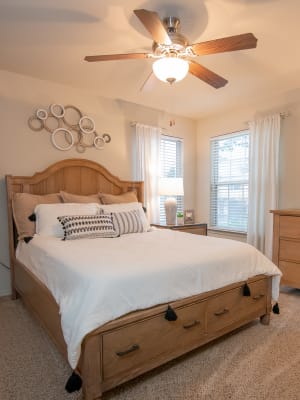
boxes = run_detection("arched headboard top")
[6,158,144,202]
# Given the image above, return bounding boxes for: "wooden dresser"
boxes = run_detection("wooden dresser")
[271,209,300,288]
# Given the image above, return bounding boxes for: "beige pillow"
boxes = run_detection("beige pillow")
[60,191,100,204]
[12,192,62,240]
[99,191,138,204]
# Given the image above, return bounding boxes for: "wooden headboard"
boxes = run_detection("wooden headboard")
[5,158,144,295]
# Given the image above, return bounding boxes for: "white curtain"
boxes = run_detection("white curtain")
[133,123,162,224]
[247,114,281,259]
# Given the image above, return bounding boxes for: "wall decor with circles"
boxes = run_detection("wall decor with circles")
[28,104,111,152]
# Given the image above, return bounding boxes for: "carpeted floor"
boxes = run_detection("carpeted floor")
[1,288,300,400]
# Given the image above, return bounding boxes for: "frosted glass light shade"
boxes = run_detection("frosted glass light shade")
[152,57,189,83]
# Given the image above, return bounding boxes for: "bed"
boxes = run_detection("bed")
[6,158,281,400]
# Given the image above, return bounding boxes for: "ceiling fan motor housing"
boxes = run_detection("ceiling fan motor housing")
[152,17,189,54]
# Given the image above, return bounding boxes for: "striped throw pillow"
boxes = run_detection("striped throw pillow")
[57,214,118,240]
[108,210,144,236]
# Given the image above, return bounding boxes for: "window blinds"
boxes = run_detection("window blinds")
[210,131,249,232]
[159,136,184,224]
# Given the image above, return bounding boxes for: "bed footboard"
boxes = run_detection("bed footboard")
[13,256,271,400]
[78,274,272,399]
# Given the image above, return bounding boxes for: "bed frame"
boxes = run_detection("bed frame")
[6,158,272,400]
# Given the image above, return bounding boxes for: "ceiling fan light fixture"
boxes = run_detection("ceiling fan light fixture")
[152,57,189,84]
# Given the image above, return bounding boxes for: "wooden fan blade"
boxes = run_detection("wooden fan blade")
[84,53,149,62]
[189,61,228,89]
[134,9,172,45]
[191,33,257,56]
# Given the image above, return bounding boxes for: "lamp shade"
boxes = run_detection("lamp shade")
[159,177,184,196]
[152,57,189,84]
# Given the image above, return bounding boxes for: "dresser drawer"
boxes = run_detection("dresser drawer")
[279,239,300,262]
[102,301,206,380]
[280,216,300,239]
[206,279,267,333]
[279,261,300,287]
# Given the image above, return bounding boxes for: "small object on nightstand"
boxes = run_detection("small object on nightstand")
[177,211,184,225]
[184,209,195,224]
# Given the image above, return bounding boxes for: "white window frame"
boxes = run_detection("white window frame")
[159,135,184,224]
[210,130,249,233]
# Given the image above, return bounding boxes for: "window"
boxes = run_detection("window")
[159,136,184,224]
[210,130,249,232]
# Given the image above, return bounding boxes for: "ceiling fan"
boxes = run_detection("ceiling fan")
[84,9,257,89]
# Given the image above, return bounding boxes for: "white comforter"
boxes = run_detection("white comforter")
[16,229,282,369]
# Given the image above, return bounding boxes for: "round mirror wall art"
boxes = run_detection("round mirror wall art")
[28,103,111,152]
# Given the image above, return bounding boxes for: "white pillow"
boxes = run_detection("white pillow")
[35,203,100,238]
[99,202,150,232]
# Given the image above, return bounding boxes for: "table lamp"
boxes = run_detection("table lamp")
[159,177,184,225]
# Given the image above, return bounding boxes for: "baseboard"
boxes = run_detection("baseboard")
[0,289,12,298]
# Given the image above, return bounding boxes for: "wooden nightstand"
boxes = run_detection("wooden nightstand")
[152,223,207,236]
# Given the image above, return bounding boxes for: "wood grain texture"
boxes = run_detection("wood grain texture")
[280,216,300,239]
[271,209,300,216]
[134,9,171,45]
[272,213,280,266]
[84,53,149,62]
[191,33,257,56]
[188,61,228,88]
[152,223,207,236]
[279,261,300,287]
[271,209,300,288]
[6,159,273,400]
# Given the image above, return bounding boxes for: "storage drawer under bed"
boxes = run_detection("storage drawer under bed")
[102,301,206,380]
[206,278,268,333]
[101,278,269,382]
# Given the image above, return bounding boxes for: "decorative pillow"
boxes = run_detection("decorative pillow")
[99,191,138,205]
[109,210,144,236]
[35,203,100,238]
[60,191,101,204]
[12,192,62,240]
[99,202,150,232]
[57,214,118,240]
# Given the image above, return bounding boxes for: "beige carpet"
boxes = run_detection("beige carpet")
[1,288,300,400]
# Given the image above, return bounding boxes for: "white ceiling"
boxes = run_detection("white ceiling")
[1,0,300,119]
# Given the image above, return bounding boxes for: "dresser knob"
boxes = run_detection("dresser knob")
[214,308,229,316]
[252,294,264,300]
[116,344,140,357]
[183,320,200,329]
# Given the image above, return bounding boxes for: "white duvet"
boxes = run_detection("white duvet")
[16,229,281,369]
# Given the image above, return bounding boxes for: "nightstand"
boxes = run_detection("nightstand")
[152,223,207,236]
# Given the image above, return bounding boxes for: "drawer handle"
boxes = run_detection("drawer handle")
[252,294,264,300]
[183,320,200,329]
[214,308,229,316]
[116,344,140,357]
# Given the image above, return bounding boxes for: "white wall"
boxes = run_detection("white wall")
[0,70,197,296]
[196,89,300,227]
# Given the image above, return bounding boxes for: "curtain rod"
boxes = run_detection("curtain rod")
[210,111,290,140]
[280,111,290,118]
[130,121,167,131]
[245,111,290,125]
[130,121,183,140]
